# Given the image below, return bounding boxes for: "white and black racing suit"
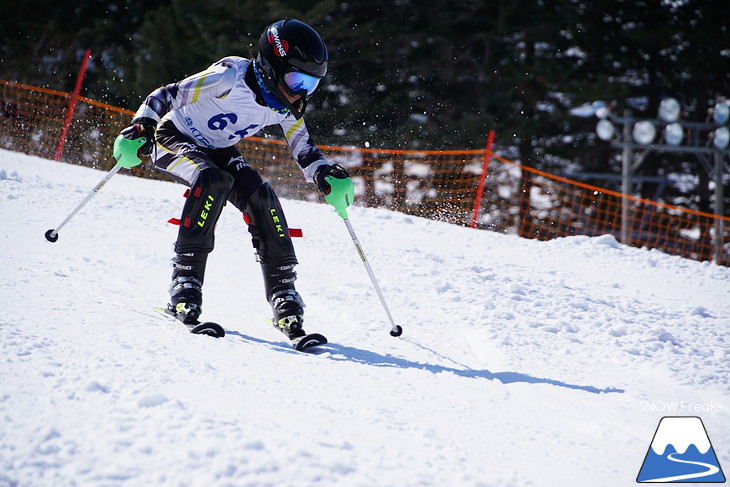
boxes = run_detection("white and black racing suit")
[131,56,326,307]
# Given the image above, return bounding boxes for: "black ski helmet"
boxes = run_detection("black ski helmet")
[255,19,328,117]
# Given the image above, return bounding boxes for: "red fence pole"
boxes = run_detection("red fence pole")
[55,49,91,161]
[470,129,495,228]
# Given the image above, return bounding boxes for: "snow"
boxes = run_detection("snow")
[1,148,729,487]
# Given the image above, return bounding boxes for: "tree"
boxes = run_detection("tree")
[568,0,730,214]
[1,0,727,216]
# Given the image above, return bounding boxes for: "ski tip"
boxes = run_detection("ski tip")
[293,333,327,352]
[190,322,225,338]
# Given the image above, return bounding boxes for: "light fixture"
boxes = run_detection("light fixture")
[596,119,615,141]
[633,121,656,145]
[658,98,681,122]
[593,101,610,119]
[713,101,729,125]
[713,126,729,149]
[664,123,683,146]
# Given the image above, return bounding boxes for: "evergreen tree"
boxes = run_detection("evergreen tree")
[1,0,727,215]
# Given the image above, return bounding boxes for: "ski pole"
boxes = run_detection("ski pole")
[45,134,145,242]
[324,174,402,337]
[45,163,123,242]
[342,217,403,337]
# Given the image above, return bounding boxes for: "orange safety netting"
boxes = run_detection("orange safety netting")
[1,79,728,266]
[238,136,485,222]
[479,154,730,265]
[0,79,136,173]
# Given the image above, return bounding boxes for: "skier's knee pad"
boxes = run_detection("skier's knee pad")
[175,168,234,254]
[244,182,297,266]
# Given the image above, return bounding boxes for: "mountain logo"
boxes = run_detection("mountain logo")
[637,416,726,483]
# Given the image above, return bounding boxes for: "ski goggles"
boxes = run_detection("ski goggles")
[283,71,321,97]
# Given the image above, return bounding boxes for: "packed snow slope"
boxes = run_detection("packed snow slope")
[1,149,728,487]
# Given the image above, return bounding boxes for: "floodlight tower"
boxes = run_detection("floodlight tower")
[594,98,729,263]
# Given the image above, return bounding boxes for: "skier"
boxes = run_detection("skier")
[114,19,354,342]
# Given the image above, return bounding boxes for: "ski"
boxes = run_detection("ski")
[149,306,326,349]
[152,306,225,338]
[270,317,328,352]
[291,333,328,352]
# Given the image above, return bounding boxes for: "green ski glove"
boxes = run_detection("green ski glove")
[113,117,157,168]
[315,164,355,218]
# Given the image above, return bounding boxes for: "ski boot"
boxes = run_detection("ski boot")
[167,276,203,324]
[269,288,306,340]
[163,274,224,337]
[167,252,206,324]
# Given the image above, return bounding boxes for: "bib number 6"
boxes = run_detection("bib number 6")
[208,113,237,130]
[208,113,256,139]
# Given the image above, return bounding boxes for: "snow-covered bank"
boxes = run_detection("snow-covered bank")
[1,149,728,486]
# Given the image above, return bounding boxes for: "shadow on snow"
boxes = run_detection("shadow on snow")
[226,331,624,395]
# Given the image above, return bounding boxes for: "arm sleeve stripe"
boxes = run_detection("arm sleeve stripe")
[285,117,304,140]
[191,73,209,104]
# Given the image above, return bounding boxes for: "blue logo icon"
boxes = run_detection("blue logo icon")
[637,416,726,483]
